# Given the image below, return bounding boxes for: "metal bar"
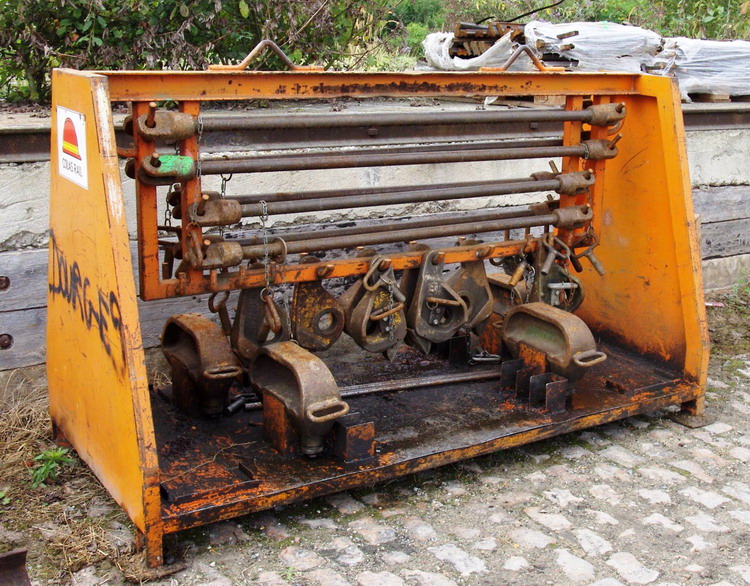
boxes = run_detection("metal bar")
[241,210,560,259]
[239,177,559,216]
[2,106,747,164]
[243,368,503,410]
[235,174,553,206]
[100,70,641,102]
[202,108,598,131]
[203,145,584,175]
[252,136,561,158]
[237,204,545,245]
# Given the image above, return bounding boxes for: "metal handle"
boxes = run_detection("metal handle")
[425,296,463,307]
[203,364,243,380]
[583,250,606,276]
[370,302,405,321]
[306,399,350,424]
[572,350,607,368]
[208,39,324,72]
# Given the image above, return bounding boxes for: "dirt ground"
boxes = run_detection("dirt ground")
[1,283,749,585]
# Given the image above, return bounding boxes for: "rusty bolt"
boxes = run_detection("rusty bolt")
[151,152,161,167]
[197,193,210,216]
[146,101,158,128]
[607,133,623,149]
[316,264,334,278]
[378,258,392,270]
[431,251,446,265]
[0,334,13,349]
[0,276,9,291]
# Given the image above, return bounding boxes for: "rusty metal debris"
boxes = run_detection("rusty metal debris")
[503,302,607,384]
[0,549,31,586]
[449,21,526,58]
[251,341,349,456]
[161,314,243,417]
[340,257,408,355]
[291,257,346,351]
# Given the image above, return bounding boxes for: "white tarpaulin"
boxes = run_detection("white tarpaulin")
[522,20,663,73]
[422,21,750,99]
[660,37,750,99]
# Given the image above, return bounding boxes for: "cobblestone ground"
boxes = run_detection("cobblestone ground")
[70,353,750,586]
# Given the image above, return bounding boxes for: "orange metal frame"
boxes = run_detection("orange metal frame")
[47,67,707,567]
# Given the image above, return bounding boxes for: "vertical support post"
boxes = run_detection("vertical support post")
[133,101,161,300]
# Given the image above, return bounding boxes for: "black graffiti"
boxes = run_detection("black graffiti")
[48,231,124,368]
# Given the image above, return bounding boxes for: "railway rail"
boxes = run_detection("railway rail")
[1,101,748,164]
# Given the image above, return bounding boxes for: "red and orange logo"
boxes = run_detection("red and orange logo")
[62,118,81,159]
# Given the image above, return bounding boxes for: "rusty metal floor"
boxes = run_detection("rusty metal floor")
[151,340,695,533]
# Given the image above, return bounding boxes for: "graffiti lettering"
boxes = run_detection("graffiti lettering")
[48,231,124,371]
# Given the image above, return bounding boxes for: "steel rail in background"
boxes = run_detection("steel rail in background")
[2,103,749,164]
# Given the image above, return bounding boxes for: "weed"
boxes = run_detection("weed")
[732,270,750,298]
[0,490,10,506]
[30,447,75,488]
[283,566,297,582]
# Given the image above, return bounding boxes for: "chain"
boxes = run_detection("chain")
[195,115,204,179]
[525,265,536,303]
[220,174,232,199]
[259,200,271,290]
[219,173,233,237]
[387,284,395,342]
[282,295,295,343]
[164,188,173,227]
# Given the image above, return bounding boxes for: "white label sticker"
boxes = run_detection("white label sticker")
[57,106,88,189]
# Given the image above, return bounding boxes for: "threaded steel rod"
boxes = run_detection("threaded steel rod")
[201,144,584,175]
[234,174,554,206]
[201,108,597,131]
[237,204,548,245]
[239,177,560,216]
[241,210,561,260]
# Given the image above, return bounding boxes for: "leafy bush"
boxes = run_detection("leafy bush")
[2,0,748,103]
[0,0,393,102]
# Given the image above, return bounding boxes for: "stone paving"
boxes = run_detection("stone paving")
[71,369,750,586]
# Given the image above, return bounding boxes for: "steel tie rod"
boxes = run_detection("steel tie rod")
[235,172,557,206]
[238,177,561,216]
[236,204,546,245]
[200,107,607,131]
[201,144,586,175]
[240,206,579,260]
